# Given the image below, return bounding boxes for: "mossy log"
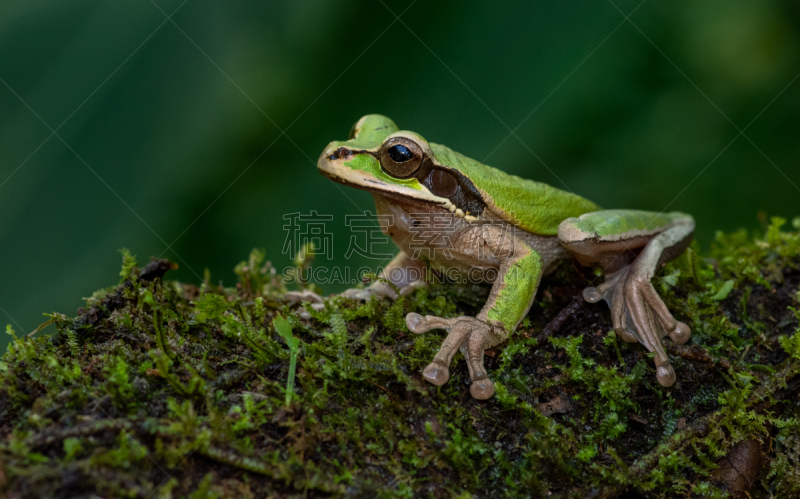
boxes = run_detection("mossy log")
[2,218,800,498]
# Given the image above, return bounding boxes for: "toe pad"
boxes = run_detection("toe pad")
[470,378,495,400]
[406,313,429,334]
[423,362,450,386]
[656,365,677,387]
[668,322,691,344]
[583,287,603,303]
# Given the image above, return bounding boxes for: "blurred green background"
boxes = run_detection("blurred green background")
[1,0,799,352]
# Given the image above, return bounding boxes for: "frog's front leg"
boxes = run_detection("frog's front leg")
[290,252,426,311]
[406,229,542,399]
[559,210,695,387]
[341,251,427,300]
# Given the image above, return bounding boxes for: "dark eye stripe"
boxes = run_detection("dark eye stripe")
[419,162,487,218]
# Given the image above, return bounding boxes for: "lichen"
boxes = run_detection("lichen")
[1,219,800,498]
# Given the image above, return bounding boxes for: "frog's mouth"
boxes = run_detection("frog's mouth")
[317,147,455,212]
[318,142,488,223]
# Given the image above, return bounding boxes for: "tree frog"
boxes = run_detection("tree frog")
[317,114,693,400]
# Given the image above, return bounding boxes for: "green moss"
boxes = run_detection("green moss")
[1,221,800,498]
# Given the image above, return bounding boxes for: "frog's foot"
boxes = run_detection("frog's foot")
[405,313,498,400]
[340,286,394,301]
[285,290,327,319]
[285,289,324,304]
[340,280,423,301]
[583,265,691,387]
[288,283,407,319]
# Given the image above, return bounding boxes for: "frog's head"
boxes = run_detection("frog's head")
[318,114,485,220]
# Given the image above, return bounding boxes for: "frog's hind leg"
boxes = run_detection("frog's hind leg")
[559,210,695,387]
[586,266,690,346]
[589,264,690,385]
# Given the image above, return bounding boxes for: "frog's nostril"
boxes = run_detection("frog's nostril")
[329,147,350,160]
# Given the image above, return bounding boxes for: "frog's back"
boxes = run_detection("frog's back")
[430,143,600,235]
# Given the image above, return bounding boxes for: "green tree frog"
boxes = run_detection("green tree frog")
[317,115,693,400]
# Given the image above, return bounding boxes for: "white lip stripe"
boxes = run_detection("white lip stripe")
[317,159,462,214]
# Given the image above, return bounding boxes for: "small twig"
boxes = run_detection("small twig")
[366,380,390,394]
[666,343,732,369]
[27,314,64,337]
[25,419,134,449]
[366,379,397,404]
[535,295,586,344]
[83,357,98,375]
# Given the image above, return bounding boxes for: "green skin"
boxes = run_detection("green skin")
[317,115,695,400]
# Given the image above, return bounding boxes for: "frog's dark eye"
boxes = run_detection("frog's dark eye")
[388,144,413,162]
[427,169,458,198]
[379,137,423,178]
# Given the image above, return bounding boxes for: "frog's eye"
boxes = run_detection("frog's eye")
[379,137,423,178]
[348,122,358,140]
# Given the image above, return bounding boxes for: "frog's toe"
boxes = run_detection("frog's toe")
[604,278,640,343]
[288,290,326,320]
[406,313,457,334]
[582,286,603,303]
[341,283,398,301]
[406,313,429,334]
[340,288,369,300]
[668,321,691,344]
[460,323,496,400]
[398,281,426,296]
[285,290,324,304]
[625,294,676,385]
[635,276,692,345]
[422,361,450,386]
[615,326,640,343]
[470,376,495,400]
[655,362,677,387]
[582,272,622,306]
